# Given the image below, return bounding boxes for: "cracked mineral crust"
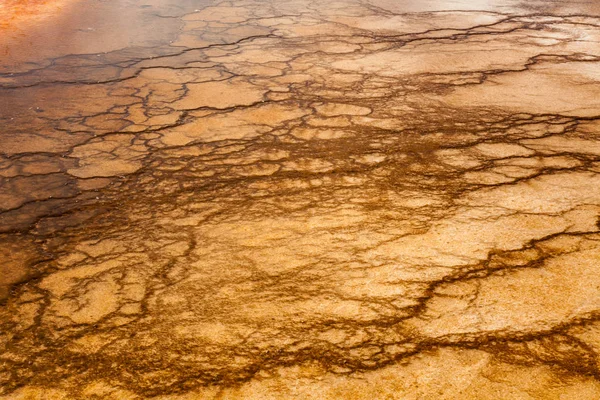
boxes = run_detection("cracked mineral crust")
[1,0,600,398]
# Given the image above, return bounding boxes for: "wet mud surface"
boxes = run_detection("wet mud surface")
[2,0,600,398]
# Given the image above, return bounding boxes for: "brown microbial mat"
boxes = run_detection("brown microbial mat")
[1,0,600,398]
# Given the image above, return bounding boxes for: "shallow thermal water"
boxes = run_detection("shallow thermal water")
[2,0,600,398]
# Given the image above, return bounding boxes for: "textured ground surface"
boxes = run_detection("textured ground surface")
[2,0,600,398]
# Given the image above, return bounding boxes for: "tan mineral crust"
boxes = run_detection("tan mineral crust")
[1,0,600,398]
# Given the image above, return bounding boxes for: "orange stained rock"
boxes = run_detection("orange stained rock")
[2,0,600,399]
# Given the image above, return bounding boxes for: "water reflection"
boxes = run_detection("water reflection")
[368,0,600,14]
[0,0,211,71]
